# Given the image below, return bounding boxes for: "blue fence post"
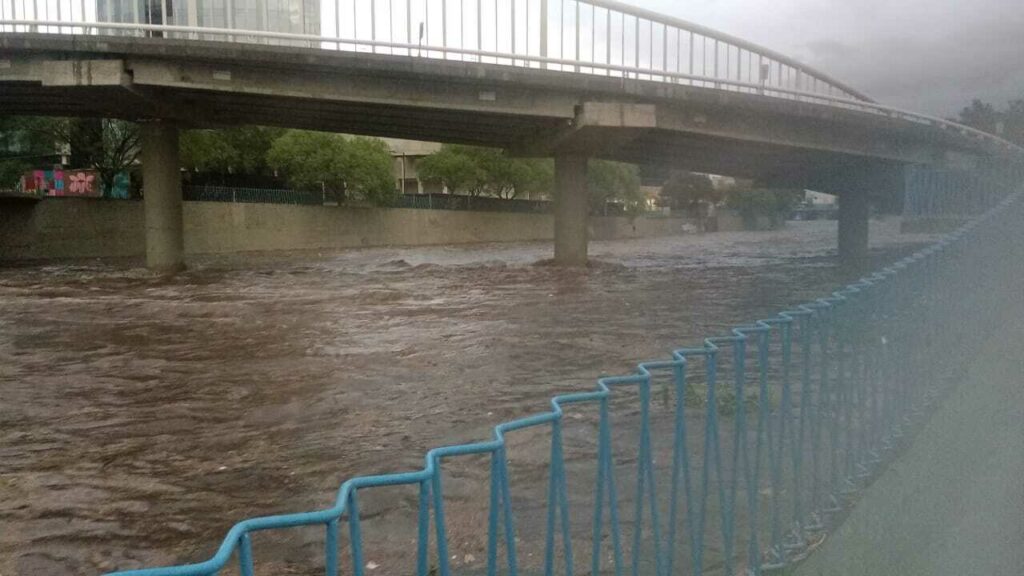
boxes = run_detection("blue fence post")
[326,519,339,576]
[694,348,723,576]
[557,436,575,576]
[806,305,828,531]
[590,394,625,576]
[629,372,664,576]
[238,533,254,576]
[348,490,365,576]
[416,482,430,576]
[497,445,519,576]
[791,312,812,547]
[431,460,453,576]
[747,328,770,575]
[488,452,502,576]
[544,418,574,576]
[666,360,697,576]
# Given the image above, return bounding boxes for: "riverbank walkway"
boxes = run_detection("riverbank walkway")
[794,303,1024,576]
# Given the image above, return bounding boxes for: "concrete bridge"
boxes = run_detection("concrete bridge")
[1,0,1021,272]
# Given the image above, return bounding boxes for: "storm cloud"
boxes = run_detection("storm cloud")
[639,0,1024,117]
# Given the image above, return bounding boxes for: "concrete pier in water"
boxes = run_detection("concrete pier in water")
[141,122,185,273]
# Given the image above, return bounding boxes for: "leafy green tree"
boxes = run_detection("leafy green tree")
[180,125,284,177]
[479,148,523,199]
[958,99,1001,135]
[0,116,62,188]
[955,97,1024,147]
[343,136,399,206]
[267,130,397,205]
[267,131,348,193]
[587,160,643,215]
[659,171,721,214]
[416,145,486,195]
[1001,99,1024,147]
[418,144,553,199]
[420,147,642,211]
[510,158,554,200]
[726,187,802,228]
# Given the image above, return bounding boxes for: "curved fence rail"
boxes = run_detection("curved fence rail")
[1,0,1022,156]
[98,182,1024,575]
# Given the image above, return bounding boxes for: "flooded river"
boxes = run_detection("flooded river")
[0,220,930,575]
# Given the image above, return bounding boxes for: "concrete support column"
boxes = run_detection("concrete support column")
[838,190,870,266]
[553,154,589,266]
[141,121,185,273]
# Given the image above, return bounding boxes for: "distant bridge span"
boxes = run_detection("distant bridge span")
[1,0,1021,270]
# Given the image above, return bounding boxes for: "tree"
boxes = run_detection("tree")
[417,144,553,199]
[0,117,139,194]
[180,125,284,180]
[47,118,140,194]
[0,116,62,188]
[659,171,721,214]
[93,120,140,194]
[267,130,397,205]
[1002,99,1024,147]
[420,148,641,211]
[509,159,554,200]
[416,145,488,196]
[958,99,1001,135]
[343,136,399,206]
[725,187,802,229]
[587,160,643,215]
[953,97,1024,147]
[268,130,348,193]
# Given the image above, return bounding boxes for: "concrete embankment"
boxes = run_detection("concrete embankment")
[0,199,693,261]
[794,304,1024,576]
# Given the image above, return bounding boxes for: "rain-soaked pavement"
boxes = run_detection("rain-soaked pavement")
[0,219,932,575]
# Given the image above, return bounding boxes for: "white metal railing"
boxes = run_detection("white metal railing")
[1,0,1022,156]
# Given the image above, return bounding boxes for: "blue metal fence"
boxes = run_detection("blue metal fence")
[903,165,1021,218]
[184,185,327,205]
[182,186,554,214]
[397,193,552,214]
[107,185,1024,576]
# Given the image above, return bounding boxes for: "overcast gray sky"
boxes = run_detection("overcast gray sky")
[638,0,1024,117]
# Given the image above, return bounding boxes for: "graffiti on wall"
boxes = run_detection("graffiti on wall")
[67,171,97,195]
[106,172,131,199]
[20,169,105,198]
[20,169,64,196]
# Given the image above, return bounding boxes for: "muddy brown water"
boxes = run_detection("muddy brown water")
[0,220,931,575]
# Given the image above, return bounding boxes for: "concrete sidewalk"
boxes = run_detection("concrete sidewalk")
[794,317,1024,576]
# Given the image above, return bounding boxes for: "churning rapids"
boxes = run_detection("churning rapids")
[0,220,931,575]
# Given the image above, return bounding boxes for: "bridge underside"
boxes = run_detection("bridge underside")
[2,35,1003,173]
[1,34,1012,268]
[0,83,567,152]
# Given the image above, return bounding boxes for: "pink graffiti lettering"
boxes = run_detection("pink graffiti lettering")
[68,172,95,195]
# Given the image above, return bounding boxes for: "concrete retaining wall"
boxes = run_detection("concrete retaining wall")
[0,199,690,261]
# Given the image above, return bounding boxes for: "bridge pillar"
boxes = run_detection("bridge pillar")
[141,121,185,274]
[553,154,589,266]
[838,191,870,266]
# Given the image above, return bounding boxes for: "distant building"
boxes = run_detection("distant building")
[804,190,837,205]
[383,138,443,195]
[96,0,320,36]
